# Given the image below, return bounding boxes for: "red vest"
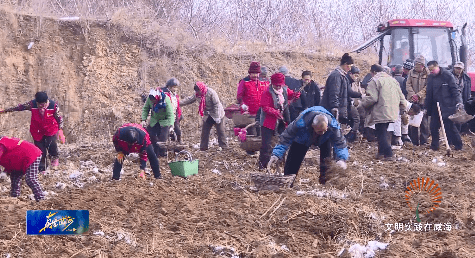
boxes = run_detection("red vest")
[240,79,268,115]
[112,123,151,160]
[0,137,42,174]
[30,100,59,141]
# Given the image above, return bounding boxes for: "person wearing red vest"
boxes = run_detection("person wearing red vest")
[236,61,269,136]
[258,73,300,169]
[0,92,64,173]
[0,136,44,201]
[112,123,162,180]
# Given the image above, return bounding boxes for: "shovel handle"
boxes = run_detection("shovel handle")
[436,102,451,152]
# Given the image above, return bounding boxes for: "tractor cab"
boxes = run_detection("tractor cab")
[353,19,466,69]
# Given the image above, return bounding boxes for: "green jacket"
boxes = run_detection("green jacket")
[141,96,175,127]
[361,72,406,126]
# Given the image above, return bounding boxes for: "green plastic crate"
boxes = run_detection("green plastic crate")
[168,151,199,177]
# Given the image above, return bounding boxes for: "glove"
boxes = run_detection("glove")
[141,121,147,128]
[336,160,347,170]
[456,103,464,111]
[58,129,66,144]
[138,169,146,180]
[411,94,419,103]
[117,152,125,164]
[401,114,409,125]
[241,104,249,111]
[214,117,221,124]
[267,155,279,170]
[331,108,339,119]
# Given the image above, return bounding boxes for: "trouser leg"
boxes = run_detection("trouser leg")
[283,142,309,175]
[444,118,462,150]
[214,118,227,147]
[319,139,332,184]
[420,114,430,145]
[147,124,160,157]
[174,119,182,143]
[375,123,392,157]
[24,156,44,201]
[34,137,47,172]
[44,135,59,158]
[200,116,214,150]
[157,125,170,157]
[10,172,23,198]
[408,125,420,145]
[430,112,441,150]
[146,144,161,178]
[349,105,360,133]
[259,127,275,169]
[112,159,123,180]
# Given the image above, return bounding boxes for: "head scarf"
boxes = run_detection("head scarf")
[149,88,167,113]
[195,82,208,117]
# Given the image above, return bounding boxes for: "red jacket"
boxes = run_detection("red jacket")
[236,78,268,115]
[0,137,42,174]
[30,100,60,141]
[260,86,298,130]
[112,123,151,162]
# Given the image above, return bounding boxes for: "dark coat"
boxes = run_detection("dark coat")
[425,68,462,118]
[286,76,304,110]
[452,71,472,104]
[301,80,321,108]
[321,67,350,119]
[394,75,408,97]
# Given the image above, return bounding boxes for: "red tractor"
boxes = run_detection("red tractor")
[353,19,475,92]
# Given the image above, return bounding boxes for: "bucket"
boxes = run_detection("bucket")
[168,151,199,178]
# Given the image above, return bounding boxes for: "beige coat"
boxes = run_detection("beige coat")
[361,72,407,126]
[181,87,225,122]
[406,67,430,103]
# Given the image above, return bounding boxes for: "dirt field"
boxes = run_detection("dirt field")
[1,8,475,258]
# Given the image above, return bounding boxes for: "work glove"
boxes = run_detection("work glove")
[138,169,146,180]
[241,104,249,112]
[331,108,339,119]
[411,94,419,103]
[401,114,409,125]
[141,121,147,128]
[336,160,347,170]
[267,155,279,170]
[456,103,464,111]
[117,152,125,164]
[58,129,66,144]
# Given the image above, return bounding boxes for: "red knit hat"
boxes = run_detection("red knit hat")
[248,61,261,74]
[271,73,285,86]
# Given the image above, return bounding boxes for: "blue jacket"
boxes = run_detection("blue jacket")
[272,106,349,160]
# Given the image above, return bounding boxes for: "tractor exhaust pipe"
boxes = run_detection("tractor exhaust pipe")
[460,23,468,68]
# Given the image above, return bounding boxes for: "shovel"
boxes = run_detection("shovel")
[436,102,451,156]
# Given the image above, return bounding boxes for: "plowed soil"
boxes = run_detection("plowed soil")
[1,8,475,258]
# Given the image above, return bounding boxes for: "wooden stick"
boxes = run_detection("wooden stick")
[436,102,451,156]
[267,197,286,221]
[259,194,282,219]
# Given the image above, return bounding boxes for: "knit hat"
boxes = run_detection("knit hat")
[454,62,464,69]
[415,55,425,65]
[35,91,48,103]
[403,59,414,70]
[271,73,286,86]
[340,53,354,65]
[278,66,289,75]
[248,62,261,74]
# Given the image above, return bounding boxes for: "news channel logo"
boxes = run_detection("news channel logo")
[26,210,89,235]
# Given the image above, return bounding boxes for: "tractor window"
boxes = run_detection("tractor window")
[390,29,410,66]
[413,28,452,67]
[381,34,391,66]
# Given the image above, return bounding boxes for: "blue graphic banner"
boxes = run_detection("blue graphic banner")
[26,210,89,235]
